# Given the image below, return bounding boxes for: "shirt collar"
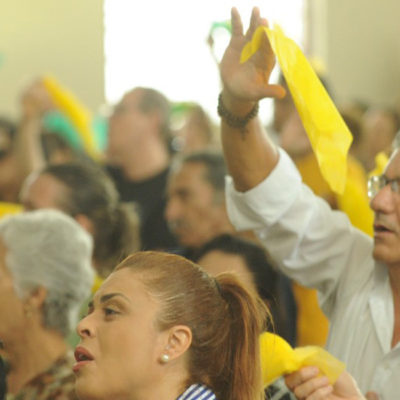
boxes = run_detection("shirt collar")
[176,383,216,400]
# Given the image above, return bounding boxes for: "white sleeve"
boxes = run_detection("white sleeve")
[225,148,374,316]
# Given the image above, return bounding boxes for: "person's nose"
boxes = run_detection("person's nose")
[76,313,96,339]
[370,184,395,214]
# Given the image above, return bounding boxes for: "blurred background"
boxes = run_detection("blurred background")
[1,0,399,124]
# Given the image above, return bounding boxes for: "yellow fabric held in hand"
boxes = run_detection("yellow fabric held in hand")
[42,76,101,161]
[241,26,353,195]
[260,332,345,387]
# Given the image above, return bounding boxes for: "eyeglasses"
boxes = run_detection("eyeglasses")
[368,175,400,199]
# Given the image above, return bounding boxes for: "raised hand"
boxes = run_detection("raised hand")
[20,79,54,120]
[220,7,286,106]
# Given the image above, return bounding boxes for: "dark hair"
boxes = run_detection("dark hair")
[194,234,297,345]
[0,356,7,400]
[41,162,140,277]
[0,117,16,140]
[194,234,277,302]
[0,117,17,157]
[174,150,226,202]
[116,251,266,400]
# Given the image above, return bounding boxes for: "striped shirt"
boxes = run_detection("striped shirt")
[176,384,216,400]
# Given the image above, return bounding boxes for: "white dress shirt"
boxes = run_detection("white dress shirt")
[225,148,400,399]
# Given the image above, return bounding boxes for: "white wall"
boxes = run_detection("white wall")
[307,0,400,108]
[0,0,104,118]
[1,1,399,119]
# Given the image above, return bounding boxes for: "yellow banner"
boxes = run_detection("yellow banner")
[241,26,353,194]
[43,76,101,160]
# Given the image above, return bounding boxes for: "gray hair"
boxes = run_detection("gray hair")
[0,209,94,337]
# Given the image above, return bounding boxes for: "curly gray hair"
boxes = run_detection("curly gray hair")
[0,209,94,337]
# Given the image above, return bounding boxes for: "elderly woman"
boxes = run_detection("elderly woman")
[74,251,267,400]
[0,209,94,399]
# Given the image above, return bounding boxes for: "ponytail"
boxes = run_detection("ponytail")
[208,274,268,400]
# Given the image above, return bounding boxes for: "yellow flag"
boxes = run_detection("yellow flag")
[241,26,353,194]
[42,76,101,161]
[260,332,345,387]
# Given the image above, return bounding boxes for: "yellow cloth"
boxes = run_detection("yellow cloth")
[260,332,345,387]
[337,157,373,236]
[292,283,329,347]
[296,153,373,237]
[42,76,101,160]
[241,25,353,194]
[0,202,22,219]
[293,153,372,346]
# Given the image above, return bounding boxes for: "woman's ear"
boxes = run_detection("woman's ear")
[160,325,192,363]
[23,286,47,319]
[28,286,47,309]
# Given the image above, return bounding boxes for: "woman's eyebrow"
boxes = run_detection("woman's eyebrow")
[89,292,132,308]
[99,292,131,304]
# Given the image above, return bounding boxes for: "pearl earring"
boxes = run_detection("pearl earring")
[161,354,170,363]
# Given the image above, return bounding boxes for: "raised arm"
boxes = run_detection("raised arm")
[219,7,285,192]
[15,79,53,175]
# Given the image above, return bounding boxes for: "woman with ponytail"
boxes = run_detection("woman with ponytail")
[74,251,267,400]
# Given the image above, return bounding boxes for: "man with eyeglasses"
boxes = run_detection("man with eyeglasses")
[218,8,399,400]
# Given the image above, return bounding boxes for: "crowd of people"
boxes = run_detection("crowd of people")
[0,6,399,400]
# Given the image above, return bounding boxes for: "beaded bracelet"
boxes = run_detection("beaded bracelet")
[217,93,259,131]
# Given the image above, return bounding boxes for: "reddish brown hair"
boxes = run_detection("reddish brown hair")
[115,251,267,400]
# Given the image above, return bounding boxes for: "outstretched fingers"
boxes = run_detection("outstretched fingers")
[245,7,260,40]
[230,7,244,38]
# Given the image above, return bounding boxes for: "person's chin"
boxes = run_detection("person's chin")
[75,375,100,400]
[372,242,395,264]
[177,232,198,248]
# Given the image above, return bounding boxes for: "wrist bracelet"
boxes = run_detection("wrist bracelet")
[217,93,259,131]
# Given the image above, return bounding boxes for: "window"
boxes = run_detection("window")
[104,0,304,122]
